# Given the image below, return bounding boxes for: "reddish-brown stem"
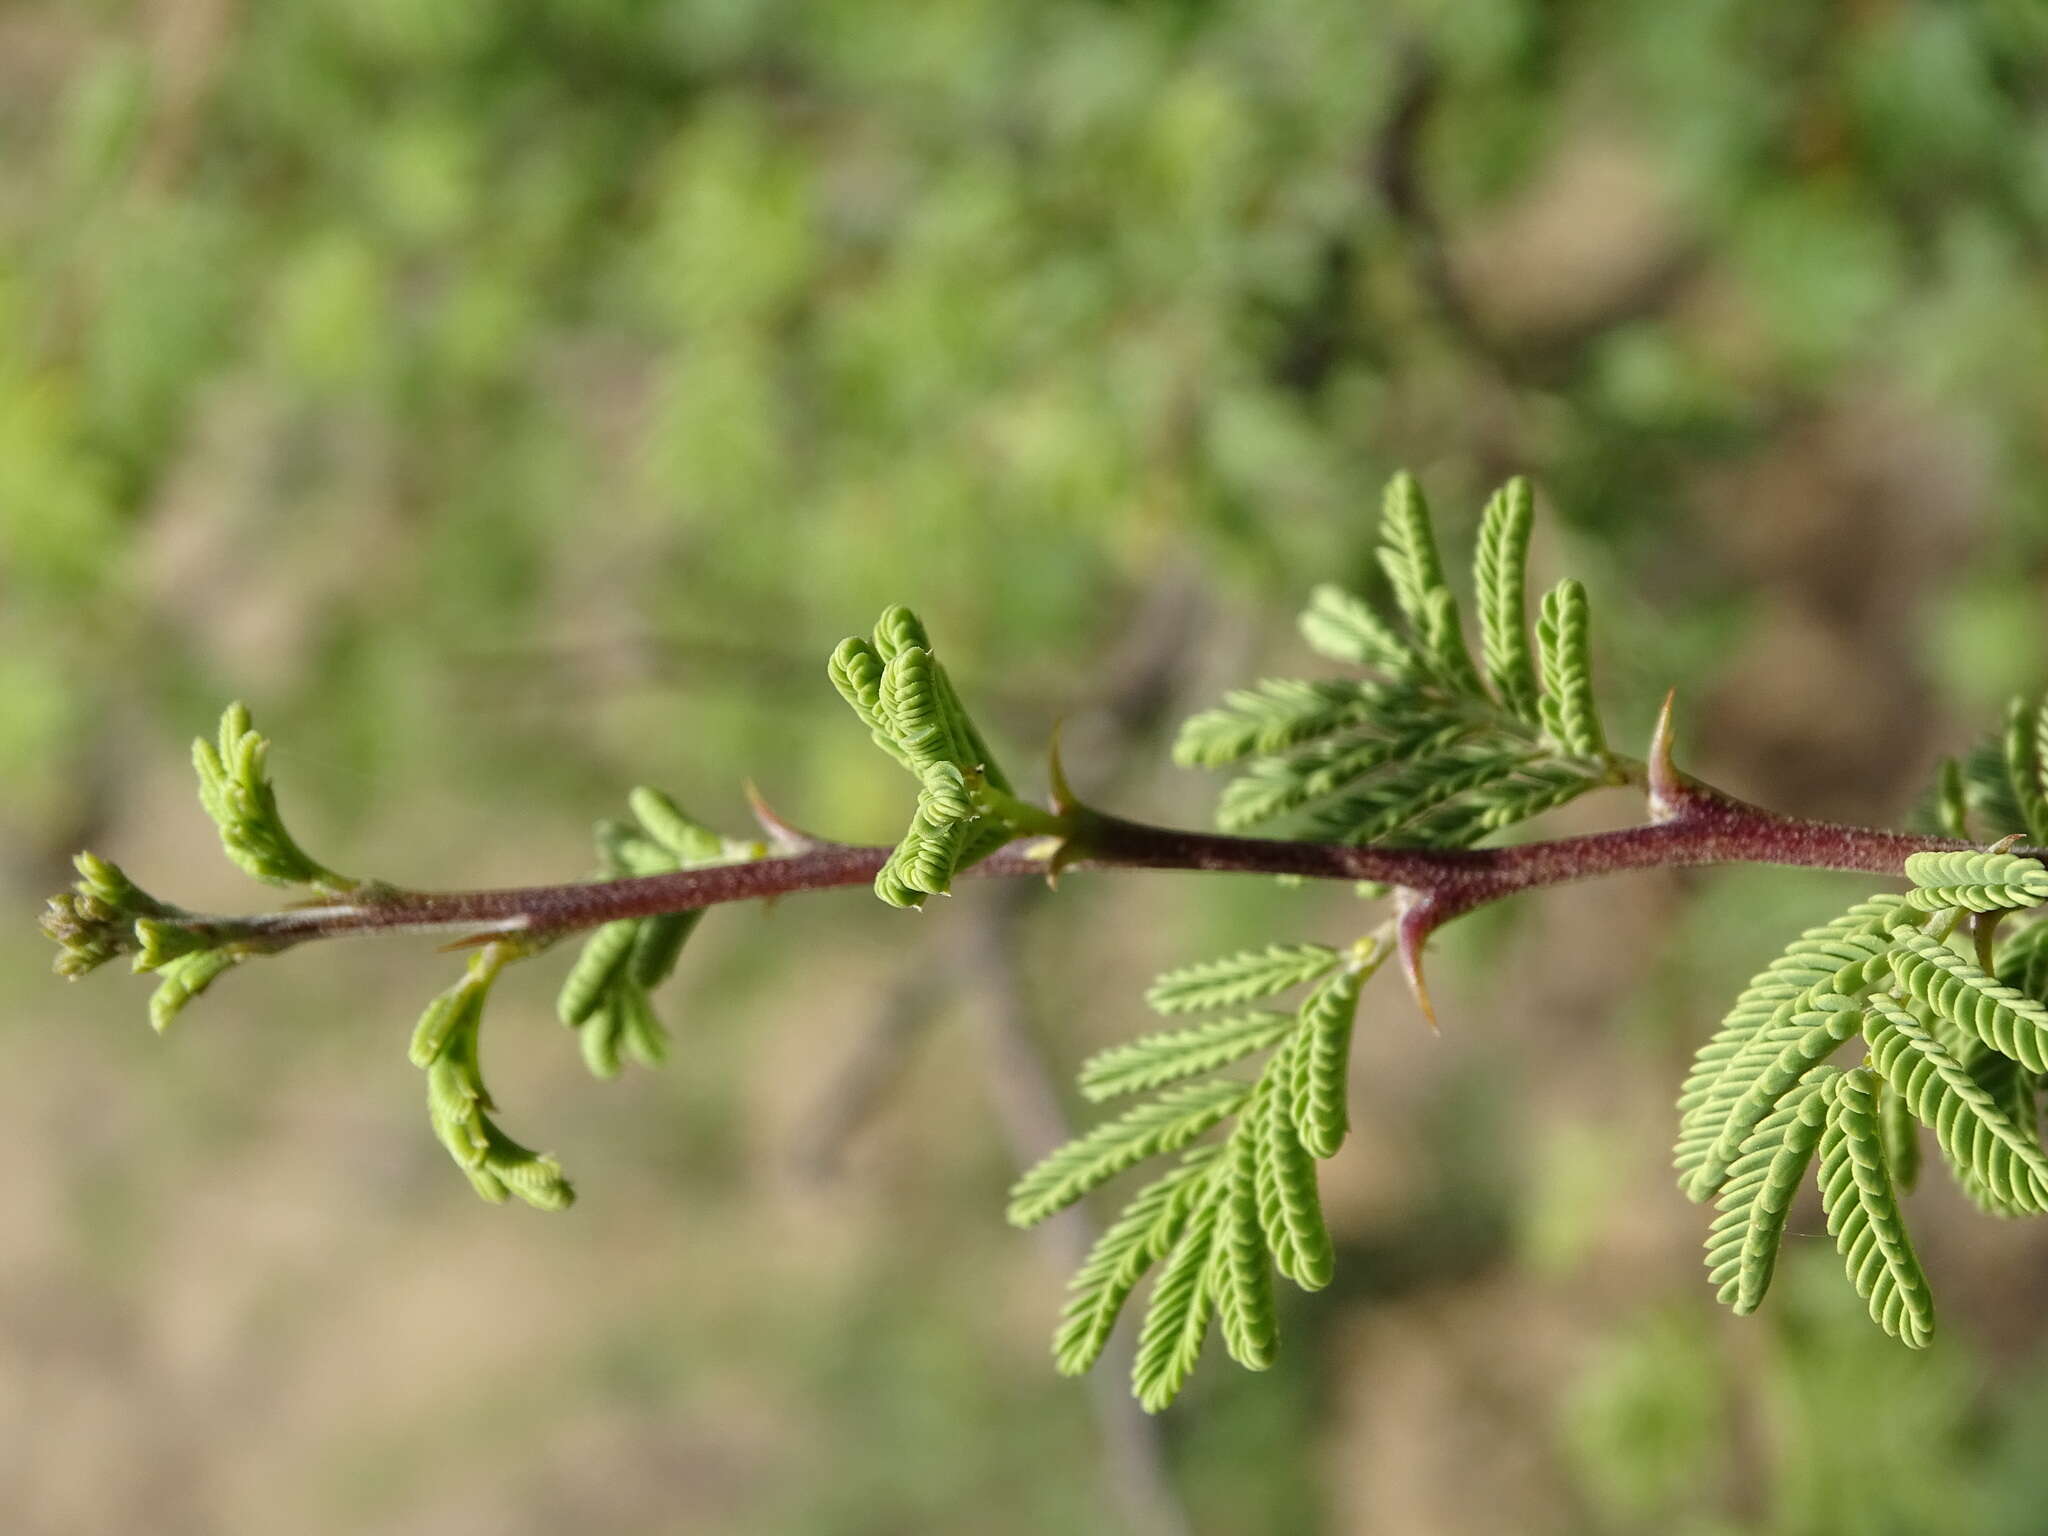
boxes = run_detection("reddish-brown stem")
[161,782,2001,955]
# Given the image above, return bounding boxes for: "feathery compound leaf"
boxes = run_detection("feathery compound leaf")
[1890,929,2048,1073]
[1132,1188,1224,1412]
[1172,679,1387,768]
[1145,944,1340,1015]
[1816,1069,1934,1348]
[1054,1149,1221,1377]
[1298,583,1414,672]
[2005,694,2048,844]
[1007,1081,1251,1227]
[1674,897,1913,1192]
[1535,580,1605,759]
[1077,1012,1296,1102]
[1703,1072,1831,1314]
[1903,849,2048,913]
[1864,996,2048,1214]
[1291,959,1370,1159]
[1474,478,1540,723]
[192,703,352,890]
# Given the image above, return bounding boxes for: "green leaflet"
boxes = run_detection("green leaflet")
[1373,474,1486,700]
[1217,1119,1278,1371]
[1006,1081,1251,1227]
[1215,724,1466,832]
[1144,944,1340,1015]
[1535,580,1604,759]
[627,787,725,863]
[1078,1011,1296,1101]
[1299,582,1414,672]
[1132,1188,1224,1413]
[1173,679,1388,768]
[1703,1071,1831,1314]
[1864,996,2048,1215]
[558,918,638,1027]
[1305,746,1541,847]
[1054,1149,1221,1377]
[1375,471,1455,637]
[1685,1000,1869,1203]
[1935,757,1970,839]
[1890,929,2048,1074]
[1291,962,1368,1159]
[1259,1047,1334,1290]
[1902,848,2048,913]
[1474,477,1540,725]
[1877,1075,1922,1195]
[1816,1069,1934,1348]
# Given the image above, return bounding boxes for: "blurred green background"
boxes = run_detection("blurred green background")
[8,1,2048,1531]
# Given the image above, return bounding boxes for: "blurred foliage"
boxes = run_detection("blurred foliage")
[7,0,2048,1532]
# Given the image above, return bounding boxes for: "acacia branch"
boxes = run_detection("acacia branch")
[144,785,1988,956]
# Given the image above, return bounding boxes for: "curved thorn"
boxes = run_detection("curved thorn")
[1647,689,1684,823]
[744,781,828,854]
[1394,890,1440,1033]
[1046,720,1078,816]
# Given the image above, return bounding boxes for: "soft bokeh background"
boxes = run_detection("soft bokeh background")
[8,2,2048,1532]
